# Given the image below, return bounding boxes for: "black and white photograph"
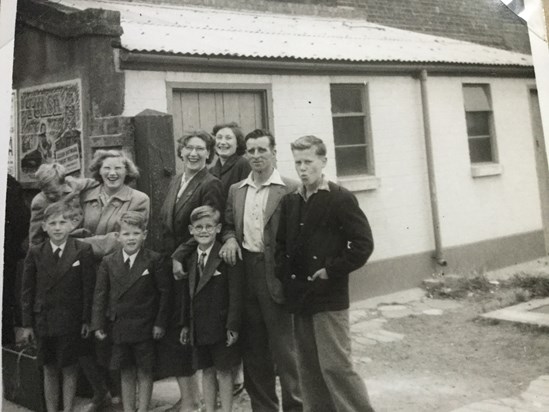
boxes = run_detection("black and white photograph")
[1,0,549,411]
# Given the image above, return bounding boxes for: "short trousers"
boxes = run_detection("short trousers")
[110,340,155,373]
[37,334,81,368]
[193,340,241,372]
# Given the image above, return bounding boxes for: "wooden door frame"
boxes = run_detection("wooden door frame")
[166,82,274,133]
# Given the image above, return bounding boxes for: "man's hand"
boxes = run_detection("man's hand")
[226,330,239,347]
[81,323,90,339]
[219,238,242,266]
[179,327,190,345]
[153,326,165,340]
[95,330,107,341]
[21,327,34,344]
[172,259,187,280]
[308,268,328,281]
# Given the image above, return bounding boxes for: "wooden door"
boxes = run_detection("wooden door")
[172,89,267,174]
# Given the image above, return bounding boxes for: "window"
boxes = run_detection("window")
[330,84,371,176]
[463,84,497,163]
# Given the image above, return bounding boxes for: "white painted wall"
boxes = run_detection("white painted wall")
[124,70,543,263]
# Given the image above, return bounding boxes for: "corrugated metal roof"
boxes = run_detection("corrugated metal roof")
[55,0,532,66]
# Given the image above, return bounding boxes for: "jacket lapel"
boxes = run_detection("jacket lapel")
[264,184,287,226]
[112,249,146,300]
[54,239,79,285]
[234,185,247,239]
[196,242,222,295]
[163,174,183,230]
[188,252,198,297]
[174,168,207,221]
[42,242,58,289]
[220,154,239,176]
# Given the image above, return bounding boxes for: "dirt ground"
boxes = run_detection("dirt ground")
[356,293,549,412]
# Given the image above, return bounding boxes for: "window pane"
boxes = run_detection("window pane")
[335,146,368,176]
[463,85,491,111]
[330,85,363,113]
[468,137,493,163]
[466,112,490,136]
[333,116,366,146]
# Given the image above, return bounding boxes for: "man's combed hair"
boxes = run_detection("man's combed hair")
[291,135,327,157]
[116,211,148,231]
[244,129,276,149]
[190,205,221,225]
[43,200,76,221]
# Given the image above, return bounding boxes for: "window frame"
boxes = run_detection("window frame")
[330,82,375,178]
[462,83,499,165]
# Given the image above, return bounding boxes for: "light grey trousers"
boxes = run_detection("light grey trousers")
[294,309,376,412]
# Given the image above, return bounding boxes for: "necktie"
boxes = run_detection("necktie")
[125,257,131,271]
[53,248,61,263]
[198,252,206,275]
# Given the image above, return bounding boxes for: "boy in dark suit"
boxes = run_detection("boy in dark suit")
[179,206,244,412]
[21,201,96,412]
[91,211,172,412]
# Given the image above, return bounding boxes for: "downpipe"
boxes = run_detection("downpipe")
[419,69,447,267]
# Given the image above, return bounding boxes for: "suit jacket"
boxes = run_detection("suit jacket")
[29,176,98,246]
[91,248,172,344]
[209,154,251,200]
[160,167,224,255]
[21,238,95,337]
[222,174,298,304]
[181,242,244,346]
[80,184,150,258]
[275,181,374,314]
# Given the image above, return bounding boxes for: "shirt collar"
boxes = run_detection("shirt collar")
[50,240,67,254]
[239,168,286,189]
[297,175,330,200]
[197,243,215,262]
[122,249,140,267]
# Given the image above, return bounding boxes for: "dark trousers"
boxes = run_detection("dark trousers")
[294,310,375,412]
[242,251,302,412]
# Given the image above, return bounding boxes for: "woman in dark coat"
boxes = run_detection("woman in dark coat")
[158,130,224,412]
[209,122,251,199]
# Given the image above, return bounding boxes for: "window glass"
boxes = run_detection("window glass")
[335,147,369,176]
[468,138,493,163]
[463,84,495,164]
[330,86,363,113]
[332,116,366,146]
[466,112,490,136]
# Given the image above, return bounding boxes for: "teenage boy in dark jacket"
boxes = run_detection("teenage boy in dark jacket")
[276,135,376,412]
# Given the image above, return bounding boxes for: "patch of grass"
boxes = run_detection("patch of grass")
[424,273,495,299]
[505,274,549,298]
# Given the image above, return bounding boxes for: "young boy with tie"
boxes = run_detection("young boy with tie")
[179,205,244,412]
[91,211,172,412]
[21,201,96,412]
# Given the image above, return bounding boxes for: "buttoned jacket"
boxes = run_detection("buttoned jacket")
[80,184,150,258]
[21,238,95,337]
[181,241,244,346]
[209,154,251,200]
[275,182,374,314]
[223,174,298,304]
[91,248,172,344]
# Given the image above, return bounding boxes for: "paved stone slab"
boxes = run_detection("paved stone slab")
[365,329,405,343]
[351,288,425,310]
[377,304,414,318]
[481,298,549,327]
[450,375,549,412]
[349,308,368,324]
[421,298,462,310]
[352,318,387,335]
[353,335,378,346]
[422,308,444,316]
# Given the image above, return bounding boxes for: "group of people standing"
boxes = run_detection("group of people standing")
[18,121,376,412]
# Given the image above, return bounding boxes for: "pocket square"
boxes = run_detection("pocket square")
[141,269,150,277]
[213,270,222,277]
[72,260,80,267]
